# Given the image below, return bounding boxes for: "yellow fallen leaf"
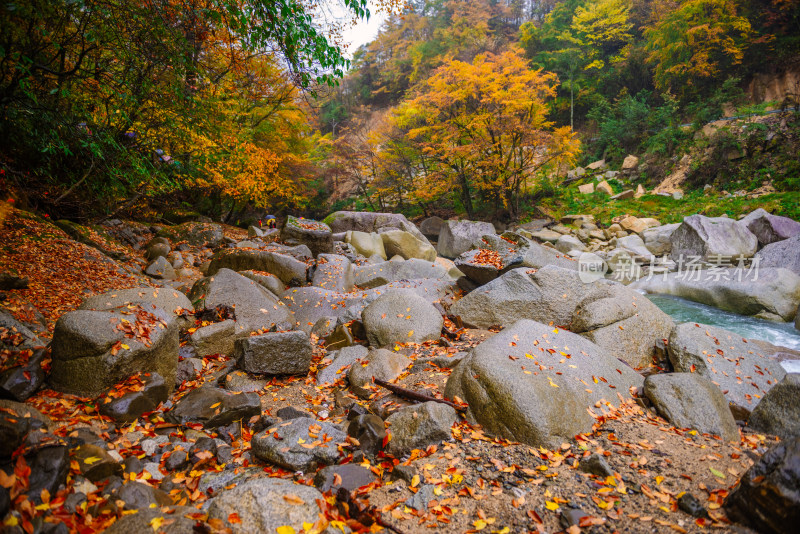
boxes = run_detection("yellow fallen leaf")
[209,402,221,409]
[411,474,420,488]
[276,527,296,534]
[120,344,129,350]
[83,456,102,465]
[408,330,414,337]
[473,519,487,530]
[545,501,560,511]
[150,517,164,531]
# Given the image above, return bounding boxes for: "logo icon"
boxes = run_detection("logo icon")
[578,252,608,283]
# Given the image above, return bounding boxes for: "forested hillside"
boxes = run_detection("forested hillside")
[1,0,799,224]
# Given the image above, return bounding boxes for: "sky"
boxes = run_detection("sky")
[339,1,391,58]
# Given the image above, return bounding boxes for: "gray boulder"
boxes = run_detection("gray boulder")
[452,266,673,367]
[670,214,758,262]
[380,229,437,261]
[748,373,800,439]
[740,208,800,246]
[206,249,308,285]
[103,506,198,534]
[668,323,787,416]
[314,464,375,493]
[385,402,457,457]
[251,417,345,472]
[233,331,312,375]
[280,216,333,257]
[345,230,387,259]
[239,270,285,297]
[324,211,429,245]
[317,345,369,385]
[311,253,354,292]
[207,478,327,534]
[419,216,444,240]
[642,223,680,256]
[632,267,800,321]
[158,222,223,247]
[555,234,585,255]
[145,239,170,262]
[526,228,562,243]
[362,289,443,347]
[50,305,178,397]
[165,387,260,428]
[437,220,496,259]
[189,268,290,336]
[445,320,643,448]
[454,233,529,285]
[80,287,192,329]
[348,348,412,398]
[643,373,739,441]
[756,234,800,276]
[190,319,235,357]
[354,259,447,288]
[145,256,176,280]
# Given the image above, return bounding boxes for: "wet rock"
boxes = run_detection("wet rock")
[26,444,69,502]
[725,437,800,533]
[207,478,326,533]
[347,414,387,455]
[49,305,178,397]
[385,402,456,457]
[0,408,48,459]
[314,464,375,493]
[165,387,260,428]
[98,372,169,423]
[116,481,173,510]
[362,289,443,347]
[748,373,800,439]
[233,330,312,375]
[0,348,47,401]
[644,373,739,441]
[72,444,122,482]
[251,417,346,472]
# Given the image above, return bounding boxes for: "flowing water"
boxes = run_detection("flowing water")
[646,294,800,373]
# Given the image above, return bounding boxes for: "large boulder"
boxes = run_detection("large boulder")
[380,230,437,261]
[206,248,308,286]
[419,216,445,240]
[311,253,354,292]
[345,230,387,259]
[643,373,739,441]
[725,437,800,534]
[642,223,680,256]
[740,208,800,247]
[158,222,223,247]
[362,289,443,347]
[50,305,178,397]
[207,478,327,534]
[79,287,193,329]
[632,267,800,321]
[233,331,312,375]
[280,216,333,257]
[667,323,787,416]
[354,259,448,288]
[756,234,800,276]
[324,211,429,244]
[748,373,800,439]
[454,233,528,285]
[670,214,758,262]
[619,216,660,235]
[188,268,291,336]
[144,256,176,280]
[437,220,496,259]
[452,266,673,367]
[251,417,346,472]
[445,320,643,448]
[348,348,412,397]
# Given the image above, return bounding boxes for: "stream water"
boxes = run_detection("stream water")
[646,294,800,373]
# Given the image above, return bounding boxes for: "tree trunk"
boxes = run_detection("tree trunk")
[458,172,474,218]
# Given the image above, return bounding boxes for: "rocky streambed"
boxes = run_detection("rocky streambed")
[1,204,799,534]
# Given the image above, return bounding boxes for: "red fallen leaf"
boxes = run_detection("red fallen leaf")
[228,512,241,523]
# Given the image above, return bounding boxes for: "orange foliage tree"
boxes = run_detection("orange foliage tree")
[396,48,580,218]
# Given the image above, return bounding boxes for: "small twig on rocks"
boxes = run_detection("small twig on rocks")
[372,377,467,413]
